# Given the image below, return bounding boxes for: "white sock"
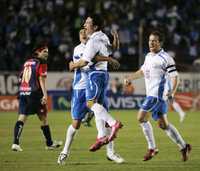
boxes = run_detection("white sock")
[140,121,156,149]
[165,123,186,149]
[95,117,106,138]
[91,103,116,126]
[105,127,115,155]
[62,125,77,154]
[172,101,185,118]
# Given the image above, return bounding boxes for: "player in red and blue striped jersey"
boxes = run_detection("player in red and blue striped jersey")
[11,44,62,152]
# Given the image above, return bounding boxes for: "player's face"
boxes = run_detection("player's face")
[37,47,48,60]
[149,34,161,53]
[84,17,95,36]
[79,29,87,43]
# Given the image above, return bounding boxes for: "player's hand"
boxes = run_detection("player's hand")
[108,57,120,70]
[124,76,132,86]
[166,92,174,104]
[69,61,74,71]
[41,96,47,105]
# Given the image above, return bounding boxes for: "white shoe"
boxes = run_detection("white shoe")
[11,144,23,152]
[107,153,125,164]
[57,152,69,165]
[45,140,63,150]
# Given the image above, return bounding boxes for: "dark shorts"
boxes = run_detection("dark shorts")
[18,92,47,116]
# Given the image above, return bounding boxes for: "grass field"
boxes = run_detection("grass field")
[0,110,200,171]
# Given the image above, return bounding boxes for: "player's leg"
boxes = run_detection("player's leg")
[37,105,62,150]
[12,114,27,152]
[158,115,191,161]
[58,89,87,165]
[138,97,159,161]
[172,101,186,122]
[86,72,122,142]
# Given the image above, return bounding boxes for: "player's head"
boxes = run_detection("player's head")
[149,31,164,53]
[84,14,104,36]
[79,29,87,44]
[32,44,48,60]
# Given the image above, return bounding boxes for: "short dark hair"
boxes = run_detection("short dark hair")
[32,42,47,57]
[150,31,165,44]
[88,14,104,31]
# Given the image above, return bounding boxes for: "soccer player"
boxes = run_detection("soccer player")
[165,75,186,122]
[11,45,62,152]
[124,31,191,161]
[57,29,124,165]
[69,14,123,152]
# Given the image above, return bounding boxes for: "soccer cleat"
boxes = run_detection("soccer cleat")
[143,148,159,161]
[108,121,123,142]
[57,152,69,165]
[89,136,109,152]
[11,144,23,152]
[45,140,63,150]
[180,144,192,161]
[107,153,125,164]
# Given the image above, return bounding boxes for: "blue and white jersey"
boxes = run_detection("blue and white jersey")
[82,31,112,71]
[141,49,178,99]
[72,43,88,89]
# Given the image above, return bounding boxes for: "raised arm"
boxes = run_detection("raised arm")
[124,69,144,85]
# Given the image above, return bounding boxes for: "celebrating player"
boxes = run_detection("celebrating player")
[125,31,191,161]
[57,29,124,165]
[69,14,123,152]
[11,44,62,152]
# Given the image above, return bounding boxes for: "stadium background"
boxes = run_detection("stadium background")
[0,0,200,171]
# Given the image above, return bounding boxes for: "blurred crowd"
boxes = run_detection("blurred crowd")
[1,0,200,71]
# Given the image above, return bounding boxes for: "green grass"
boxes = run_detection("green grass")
[0,110,200,171]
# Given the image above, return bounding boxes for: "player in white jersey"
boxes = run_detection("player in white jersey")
[164,75,186,122]
[69,14,123,153]
[57,29,124,164]
[125,31,191,161]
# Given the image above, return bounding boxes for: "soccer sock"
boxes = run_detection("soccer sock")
[41,125,53,146]
[62,125,77,154]
[95,117,106,138]
[140,121,156,149]
[13,121,24,145]
[172,101,186,118]
[105,127,115,155]
[165,123,186,149]
[91,103,116,126]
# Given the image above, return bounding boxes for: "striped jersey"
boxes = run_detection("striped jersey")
[19,58,47,95]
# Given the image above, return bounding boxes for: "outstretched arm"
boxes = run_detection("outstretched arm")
[124,69,144,85]
[111,30,120,50]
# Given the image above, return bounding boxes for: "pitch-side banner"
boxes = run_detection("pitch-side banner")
[0,72,200,95]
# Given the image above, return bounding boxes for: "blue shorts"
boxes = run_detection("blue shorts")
[86,70,109,105]
[71,89,90,120]
[141,96,168,121]
[18,92,47,116]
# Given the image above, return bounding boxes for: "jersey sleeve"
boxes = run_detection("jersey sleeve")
[38,64,47,77]
[82,39,99,62]
[165,56,178,77]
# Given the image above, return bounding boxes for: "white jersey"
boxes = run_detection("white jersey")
[82,31,112,71]
[72,43,88,89]
[141,49,178,99]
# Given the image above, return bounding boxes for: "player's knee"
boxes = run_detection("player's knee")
[72,120,81,129]
[158,122,167,130]
[86,100,94,109]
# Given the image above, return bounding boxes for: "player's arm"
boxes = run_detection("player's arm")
[111,30,120,50]
[94,55,120,70]
[169,75,180,98]
[124,69,144,85]
[69,59,88,71]
[39,75,47,105]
